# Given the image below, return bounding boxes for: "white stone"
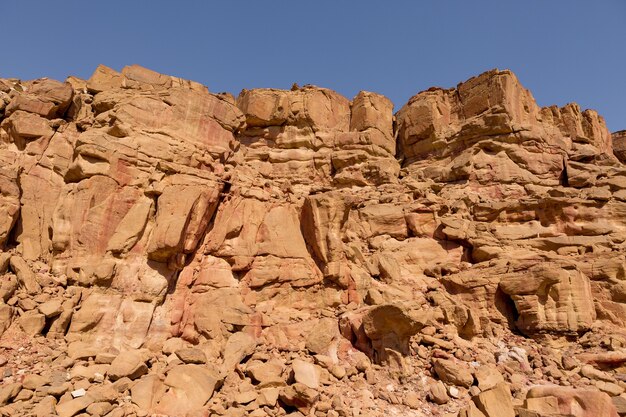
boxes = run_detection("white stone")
[71,388,86,398]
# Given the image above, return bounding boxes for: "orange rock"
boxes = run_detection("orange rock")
[1,64,626,416]
[524,385,619,417]
[6,78,73,118]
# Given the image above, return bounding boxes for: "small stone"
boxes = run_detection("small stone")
[161,338,187,355]
[449,386,460,398]
[235,390,257,405]
[292,359,320,389]
[154,364,220,416]
[94,353,117,365]
[422,335,455,350]
[596,380,625,397]
[0,382,21,405]
[404,391,421,409]
[72,388,86,398]
[174,347,207,364]
[38,299,63,318]
[330,364,346,380]
[222,332,257,373]
[18,310,46,336]
[111,376,133,393]
[48,382,71,396]
[67,341,99,360]
[305,317,340,355]
[365,368,377,384]
[473,382,515,417]
[14,388,33,401]
[249,409,267,417]
[257,387,280,407]
[428,381,449,405]
[562,355,579,371]
[55,394,95,417]
[433,358,474,388]
[475,365,505,391]
[74,379,90,391]
[581,364,615,382]
[279,383,319,414]
[131,374,164,410]
[23,373,50,390]
[32,395,57,416]
[107,351,148,381]
[247,360,285,386]
[18,297,38,311]
[86,401,114,416]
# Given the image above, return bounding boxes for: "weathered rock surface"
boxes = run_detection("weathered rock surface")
[1,64,625,417]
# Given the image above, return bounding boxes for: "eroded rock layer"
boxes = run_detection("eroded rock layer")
[0,65,625,417]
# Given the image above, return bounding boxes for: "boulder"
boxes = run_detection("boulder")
[279,383,319,414]
[305,317,340,355]
[523,385,619,417]
[291,359,321,389]
[499,265,596,334]
[0,383,21,406]
[428,380,450,405]
[222,332,257,373]
[18,310,45,336]
[38,299,63,318]
[9,256,40,295]
[86,64,124,93]
[107,350,148,381]
[474,365,505,391]
[361,304,425,362]
[0,303,13,337]
[55,394,95,417]
[131,375,166,411]
[155,364,221,415]
[175,347,207,364]
[472,383,515,417]
[247,360,286,387]
[6,78,73,118]
[433,358,474,388]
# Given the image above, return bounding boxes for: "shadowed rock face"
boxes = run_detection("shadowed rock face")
[0,65,624,417]
[613,130,626,163]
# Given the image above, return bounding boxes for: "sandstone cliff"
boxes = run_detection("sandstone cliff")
[0,65,625,417]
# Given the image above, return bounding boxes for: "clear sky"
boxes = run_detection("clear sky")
[1,1,624,131]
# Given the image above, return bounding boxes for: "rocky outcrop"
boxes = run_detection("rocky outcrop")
[1,64,625,417]
[614,130,626,163]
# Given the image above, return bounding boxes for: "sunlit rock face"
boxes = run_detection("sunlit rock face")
[0,65,623,417]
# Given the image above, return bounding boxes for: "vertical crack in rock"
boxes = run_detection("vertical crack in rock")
[561,157,570,186]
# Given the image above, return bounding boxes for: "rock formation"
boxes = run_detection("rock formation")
[0,64,625,417]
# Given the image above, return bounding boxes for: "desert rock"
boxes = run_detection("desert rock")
[0,64,625,417]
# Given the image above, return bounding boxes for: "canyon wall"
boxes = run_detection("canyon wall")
[0,65,625,417]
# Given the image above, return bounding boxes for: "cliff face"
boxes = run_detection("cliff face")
[0,65,625,417]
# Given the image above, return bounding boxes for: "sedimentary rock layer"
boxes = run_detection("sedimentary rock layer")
[0,65,625,417]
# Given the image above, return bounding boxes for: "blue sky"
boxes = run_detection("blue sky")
[1,1,624,131]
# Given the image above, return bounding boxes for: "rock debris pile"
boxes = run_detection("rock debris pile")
[0,64,626,417]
